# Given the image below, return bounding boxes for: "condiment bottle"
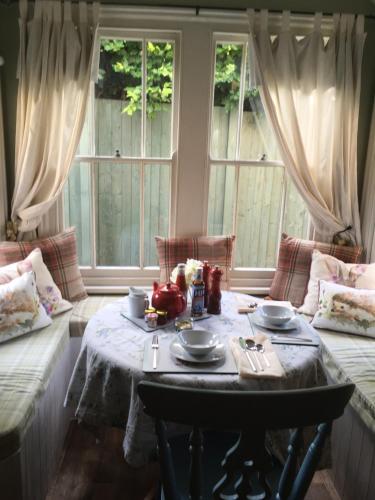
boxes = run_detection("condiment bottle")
[175,263,188,312]
[191,267,205,317]
[156,310,168,326]
[207,265,223,315]
[202,260,211,308]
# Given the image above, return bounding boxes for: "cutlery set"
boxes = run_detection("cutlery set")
[239,336,269,373]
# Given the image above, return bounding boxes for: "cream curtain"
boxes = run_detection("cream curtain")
[11,0,99,235]
[360,99,375,262]
[0,64,7,241]
[248,10,366,244]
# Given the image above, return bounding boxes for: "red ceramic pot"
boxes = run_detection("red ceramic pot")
[151,281,187,320]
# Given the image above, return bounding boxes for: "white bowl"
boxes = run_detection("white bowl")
[259,304,295,326]
[178,329,219,356]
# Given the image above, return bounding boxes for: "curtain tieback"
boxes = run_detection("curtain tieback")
[6,220,18,241]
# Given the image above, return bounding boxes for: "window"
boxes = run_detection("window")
[207,35,309,270]
[63,10,310,292]
[64,30,179,282]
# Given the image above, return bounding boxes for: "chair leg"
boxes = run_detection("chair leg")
[189,426,204,500]
[288,423,331,500]
[155,419,180,500]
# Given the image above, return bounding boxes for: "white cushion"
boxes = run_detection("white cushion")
[0,272,52,344]
[0,248,72,316]
[312,280,375,338]
[299,250,375,316]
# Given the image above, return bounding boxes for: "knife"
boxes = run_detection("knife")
[152,334,159,370]
[271,335,313,342]
[239,337,257,373]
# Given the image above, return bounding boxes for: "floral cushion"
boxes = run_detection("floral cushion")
[0,227,87,302]
[0,249,73,316]
[299,250,375,316]
[155,235,235,288]
[312,280,375,339]
[0,272,52,344]
[269,234,362,308]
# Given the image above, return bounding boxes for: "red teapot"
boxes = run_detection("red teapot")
[151,281,187,320]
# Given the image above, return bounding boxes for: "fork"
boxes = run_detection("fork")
[152,334,159,370]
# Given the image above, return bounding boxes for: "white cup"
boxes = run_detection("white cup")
[128,294,147,318]
[128,288,148,318]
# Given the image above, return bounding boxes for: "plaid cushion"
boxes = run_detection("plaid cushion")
[155,235,235,287]
[0,227,87,302]
[269,233,363,307]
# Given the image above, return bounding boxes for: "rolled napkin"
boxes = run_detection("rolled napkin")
[238,306,258,314]
[229,333,285,379]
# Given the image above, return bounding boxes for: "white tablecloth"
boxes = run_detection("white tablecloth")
[65,292,327,466]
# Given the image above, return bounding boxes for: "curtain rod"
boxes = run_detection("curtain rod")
[1,0,375,21]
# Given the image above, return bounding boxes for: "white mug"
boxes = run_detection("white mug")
[128,288,147,318]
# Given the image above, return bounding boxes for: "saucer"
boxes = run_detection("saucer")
[251,310,299,331]
[170,339,225,364]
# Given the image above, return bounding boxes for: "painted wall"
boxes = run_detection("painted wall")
[0,0,374,209]
[0,3,18,209]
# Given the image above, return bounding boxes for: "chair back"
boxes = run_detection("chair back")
[138,381,354,500]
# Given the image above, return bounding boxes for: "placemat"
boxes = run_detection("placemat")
[121,311,212,333]
[121,313,174,332]
[142,334,238,374]
[248,314,320,347]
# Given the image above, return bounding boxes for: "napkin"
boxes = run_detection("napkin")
[229,333,285,379]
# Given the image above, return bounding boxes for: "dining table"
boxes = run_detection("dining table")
[64,291,327,467]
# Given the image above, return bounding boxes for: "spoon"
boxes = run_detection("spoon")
[245,339,264,371]
[255,343,270,368]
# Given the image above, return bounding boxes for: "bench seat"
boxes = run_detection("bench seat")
[0,310,72,461]
[0,295,118,500]
[318,329,375,435]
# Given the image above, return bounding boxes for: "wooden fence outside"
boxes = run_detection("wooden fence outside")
[64,99,309,268]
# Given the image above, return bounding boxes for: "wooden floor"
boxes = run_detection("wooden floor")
[47,421,341,500]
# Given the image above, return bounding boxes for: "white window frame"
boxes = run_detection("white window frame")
[70,28,181,291]
[64,6,327,293]
[207,32,300,292]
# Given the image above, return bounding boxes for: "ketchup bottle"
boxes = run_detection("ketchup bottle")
[175,263,188,311]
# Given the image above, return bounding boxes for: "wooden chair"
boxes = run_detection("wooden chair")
[137,381,355,500]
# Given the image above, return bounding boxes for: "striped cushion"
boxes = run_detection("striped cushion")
[0,227,87,302]
[269,234,362,307]
[155,235,235,287]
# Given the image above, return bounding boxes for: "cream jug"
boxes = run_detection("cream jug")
[128,287,148,318]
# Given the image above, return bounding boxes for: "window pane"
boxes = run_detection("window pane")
[63,162,91,266]
[235,166,284,268]
[207,165,236,236]
[143,164,170,266]
[282,175,310,238]
[145,42,174,157]
[239,52,281,161]
[210,44,243,160]
[96,163,140,266]
[77,102,94,156]
[95,40,142,157]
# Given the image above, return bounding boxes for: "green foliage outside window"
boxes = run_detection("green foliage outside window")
[96,40,260,117]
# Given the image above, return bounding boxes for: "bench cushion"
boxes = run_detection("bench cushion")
[0,295,118,461]
[318,328,375,434]
[69,295,119,337]
[0,310,72,460]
